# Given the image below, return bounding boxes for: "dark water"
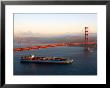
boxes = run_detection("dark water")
[14,46,97,75]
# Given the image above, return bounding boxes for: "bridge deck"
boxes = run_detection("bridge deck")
[14,42,96,52]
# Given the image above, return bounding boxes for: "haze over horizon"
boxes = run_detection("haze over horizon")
[14,13,97,37]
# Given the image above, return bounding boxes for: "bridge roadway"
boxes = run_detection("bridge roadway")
[14,42,96,52]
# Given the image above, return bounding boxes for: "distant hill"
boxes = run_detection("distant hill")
[14,33,97,45]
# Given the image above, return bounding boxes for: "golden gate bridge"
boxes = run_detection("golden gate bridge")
[14,27,97,52]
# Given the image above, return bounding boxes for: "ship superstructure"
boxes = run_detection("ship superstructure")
[20,55,73,64]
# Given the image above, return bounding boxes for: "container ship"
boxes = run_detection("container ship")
[20,55,73,64]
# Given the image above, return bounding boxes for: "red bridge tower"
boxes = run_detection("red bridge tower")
[85,27,89,50]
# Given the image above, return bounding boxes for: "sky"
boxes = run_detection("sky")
[14,13,97,37]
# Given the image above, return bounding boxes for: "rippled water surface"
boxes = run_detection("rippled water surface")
[14,46,97,75]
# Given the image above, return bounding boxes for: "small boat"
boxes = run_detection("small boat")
[20,55,73,64]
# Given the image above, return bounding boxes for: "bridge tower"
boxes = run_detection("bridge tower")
[84,27,89,51]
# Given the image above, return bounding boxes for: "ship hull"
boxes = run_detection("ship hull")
[20,59,73,64]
